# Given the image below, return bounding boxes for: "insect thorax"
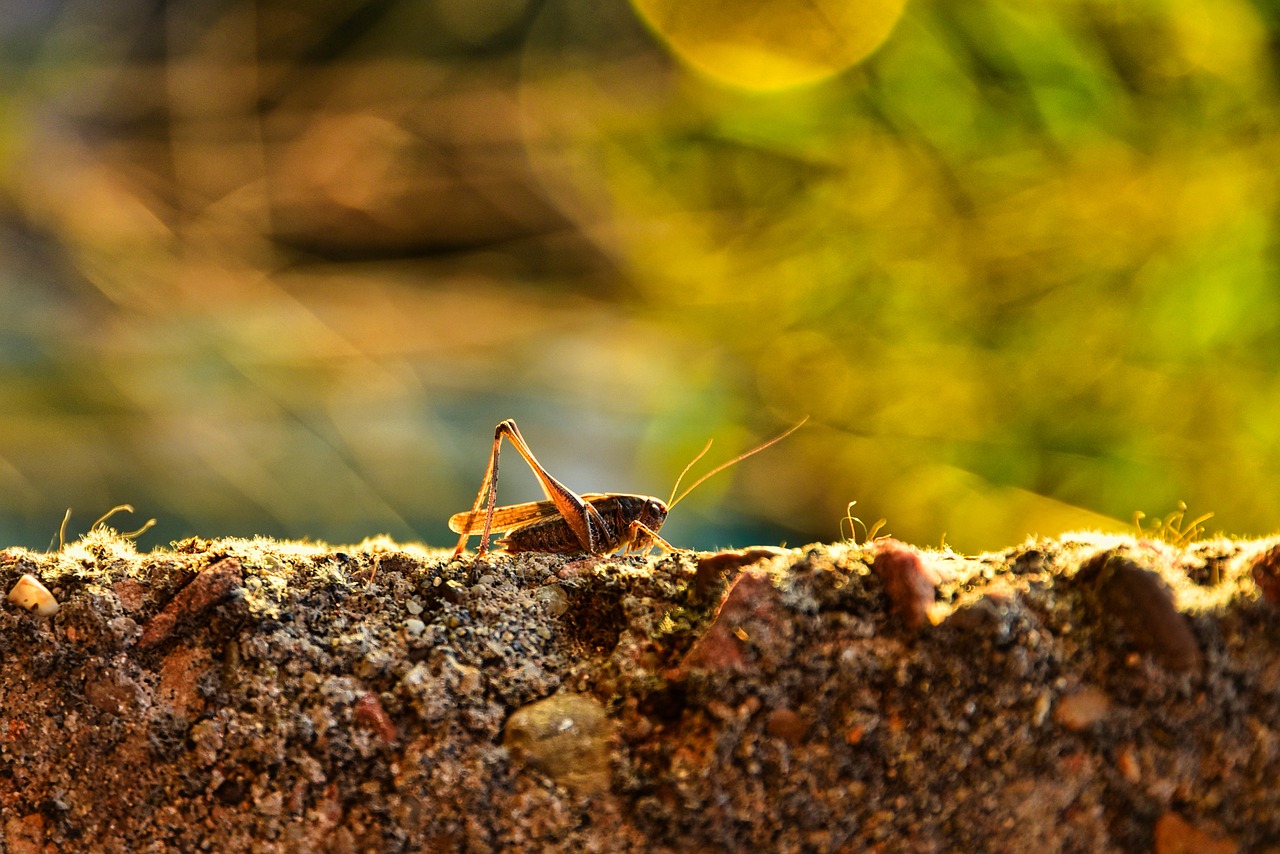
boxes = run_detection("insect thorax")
[596,494,667,539]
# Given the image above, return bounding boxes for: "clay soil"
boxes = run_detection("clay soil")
[1,529,1277,852]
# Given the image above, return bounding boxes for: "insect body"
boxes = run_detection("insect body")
[453,492,669,556]
[449,418,805,558]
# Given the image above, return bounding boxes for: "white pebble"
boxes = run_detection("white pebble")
[8,574,59,617]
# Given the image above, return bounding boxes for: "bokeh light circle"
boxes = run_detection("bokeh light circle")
[629,0,909,91]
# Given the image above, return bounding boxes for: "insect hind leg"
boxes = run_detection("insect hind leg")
[453,419,610,558]
[451,421,512,558]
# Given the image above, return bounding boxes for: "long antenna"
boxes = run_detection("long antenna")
[667,417,808,510]
[667,439,714,507]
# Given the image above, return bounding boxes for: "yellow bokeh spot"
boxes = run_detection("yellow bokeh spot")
[630,0,909,91]
[1168,0,1265,81]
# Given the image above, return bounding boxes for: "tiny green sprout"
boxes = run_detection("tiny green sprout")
[840,501,887,546]
[1133,501,1214,549]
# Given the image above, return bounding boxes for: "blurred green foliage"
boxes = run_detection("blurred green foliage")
[0,0,1277,552]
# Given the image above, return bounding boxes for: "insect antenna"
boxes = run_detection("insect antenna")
[667,439,715,507]
[667,417,809,510]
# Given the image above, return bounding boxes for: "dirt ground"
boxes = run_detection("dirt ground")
[1,528,1277,852]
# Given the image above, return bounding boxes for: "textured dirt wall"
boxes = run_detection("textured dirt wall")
[0,530,1277,852]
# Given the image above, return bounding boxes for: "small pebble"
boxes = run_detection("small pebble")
[7,574,59,617]
[766,707,809,743]
[457,667,483,697]
[1032,693,1051,726]
[404,619,426,637]
[1053,686,1111,731]
[1116,745,1141,783]
[534,585,570,616]
[503,693,612,795]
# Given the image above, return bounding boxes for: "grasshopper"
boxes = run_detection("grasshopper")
[449,418,806,558]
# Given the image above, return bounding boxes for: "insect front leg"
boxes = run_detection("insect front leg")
[624,520,675,555]
[452,420,611,558]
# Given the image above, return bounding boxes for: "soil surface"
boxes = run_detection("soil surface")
[1,529,1277,852]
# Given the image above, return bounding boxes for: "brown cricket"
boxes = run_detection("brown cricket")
[449,418,806,558]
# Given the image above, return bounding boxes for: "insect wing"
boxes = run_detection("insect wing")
[447,493,623,535]
[448,499,563,534]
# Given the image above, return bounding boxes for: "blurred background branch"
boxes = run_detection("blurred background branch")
[1,0,1276,552]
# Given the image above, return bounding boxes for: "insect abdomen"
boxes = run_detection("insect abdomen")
[500,515,592,554]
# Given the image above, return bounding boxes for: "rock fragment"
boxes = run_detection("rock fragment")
[112,578,148,613]
[156,645,212,723]
[138,557,243,650]
[694,546,787,601]
[678,569,788,674]
[1077,552,1202,672]
[7,574,59,617]
[86,670,150,716]
[871,539,940,630]
[945,584,1017,642]
[1250,543,1280,606]
[354,692,398,744]
[3,814,46,854]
